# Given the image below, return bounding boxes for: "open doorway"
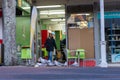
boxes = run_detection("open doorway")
[38,5,66,65]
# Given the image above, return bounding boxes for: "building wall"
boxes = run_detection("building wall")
[16,17,30,47]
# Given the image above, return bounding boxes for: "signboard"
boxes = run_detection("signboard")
[98,12,120,19]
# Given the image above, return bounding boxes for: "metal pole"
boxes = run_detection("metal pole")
[99,0,108,67]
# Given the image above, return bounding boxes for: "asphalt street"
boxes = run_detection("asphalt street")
[0,66,120,80]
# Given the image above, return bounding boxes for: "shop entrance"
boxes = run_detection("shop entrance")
[35,5,96,67]
[38,5,67,66]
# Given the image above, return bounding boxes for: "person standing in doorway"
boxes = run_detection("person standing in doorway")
[45,32,57,63]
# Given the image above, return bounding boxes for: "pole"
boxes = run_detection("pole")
[99,0,108,67]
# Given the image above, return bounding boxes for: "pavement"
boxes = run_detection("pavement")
[0,66,120,80]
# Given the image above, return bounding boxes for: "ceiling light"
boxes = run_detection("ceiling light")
[51,19,65,21]
[77,13,90,16]
[36,5,62,8]
[40,10,65,15]
[40,12,65,15]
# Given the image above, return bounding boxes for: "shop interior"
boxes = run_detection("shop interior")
[38,4,96,66]
[39,5,66,63]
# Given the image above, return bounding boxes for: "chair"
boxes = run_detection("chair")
[66,49,78,66]
[41,48,48,58]
[21,48,32,65]
[76,49,85,67]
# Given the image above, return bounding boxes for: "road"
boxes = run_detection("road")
[0,66,120,80]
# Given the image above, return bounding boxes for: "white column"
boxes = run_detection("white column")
[99,0,108,67]
[93,2,100,65]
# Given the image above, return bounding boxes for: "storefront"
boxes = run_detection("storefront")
[1,0,120,66]
[65,0,120,67]
[10,0,120,67]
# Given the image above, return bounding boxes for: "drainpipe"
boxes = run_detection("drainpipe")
[99,0,108,67]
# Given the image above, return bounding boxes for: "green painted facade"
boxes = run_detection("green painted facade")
[16,17,30,47]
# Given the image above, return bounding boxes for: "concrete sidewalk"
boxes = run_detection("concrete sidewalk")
[0,66,120,80]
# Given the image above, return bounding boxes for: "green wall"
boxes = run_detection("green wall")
[41,24,47,30]
[16,17,30,47]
